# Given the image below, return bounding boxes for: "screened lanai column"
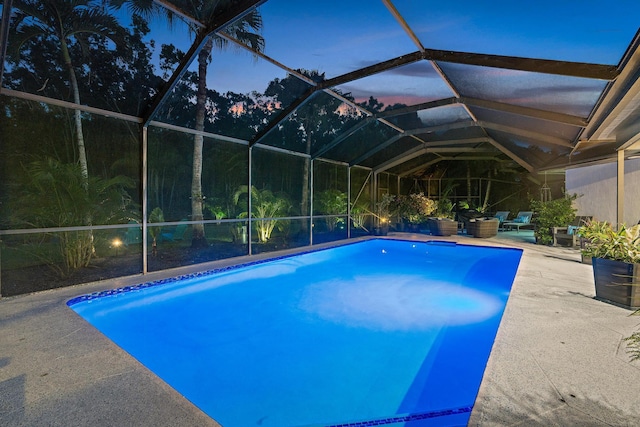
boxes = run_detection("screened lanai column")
[142,126,148,273]
[617,149,624,226]
[347,167,351,239]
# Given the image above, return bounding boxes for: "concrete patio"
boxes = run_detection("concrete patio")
[1,232,639,426]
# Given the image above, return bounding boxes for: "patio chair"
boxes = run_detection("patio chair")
[493,211,510,230]
[160,219,188,242]
[552,216,593,247]
[123,221,141,246]
[503,211,534,233]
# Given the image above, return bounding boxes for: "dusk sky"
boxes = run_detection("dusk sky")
[137,0,640,108]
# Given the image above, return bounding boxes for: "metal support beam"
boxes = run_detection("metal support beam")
[2,88,143,123]
[461,96,588,127]
[250,87,317,146]
[584,30,640,141]
[349,133,404,166]
[404,120,477,136]
[141,125,148,274]
[478,121,574,148]
[321,51,424,88]
[398,158,444,177]
[373,145,423,173]
[617,149,625,226]
[0,0,13,88]
[376,97,458,119]
[248,146,253,255]
[381,0,424,52]
[486,137,535,173]
[347,166,351,238]
[373,138,492,173]
[309,159,314,245]
[312,118,374,159]
[219,32,319,86]
[422,48,619,80]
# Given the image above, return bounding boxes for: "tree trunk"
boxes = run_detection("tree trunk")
[482,169,492,213]
[466,162,472,207]
[191,38,213,248]
[61,40,89,189]
[61,38,94,257]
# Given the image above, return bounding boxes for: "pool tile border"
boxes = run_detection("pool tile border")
[66,239,370,307]
[66,238,516,307]
[323,406,472,427]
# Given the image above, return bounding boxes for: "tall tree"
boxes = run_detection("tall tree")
[264,70,353,228]
[186,1,264,247]
[126,0,265,246]
[10,0,126,188]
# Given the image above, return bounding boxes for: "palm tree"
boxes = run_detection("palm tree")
[124,0,265,247]
[10,157,135,275]
[186,1,264,247]
[11,0,126,188]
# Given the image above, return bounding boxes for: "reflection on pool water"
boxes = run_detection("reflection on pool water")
[68,239,522,427]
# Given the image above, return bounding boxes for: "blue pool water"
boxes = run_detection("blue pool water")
[68,239,522,427]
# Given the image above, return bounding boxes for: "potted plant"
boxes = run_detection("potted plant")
[529,195,577,245]
[578,221,640,309]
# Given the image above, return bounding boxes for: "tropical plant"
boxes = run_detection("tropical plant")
[350,204,369,231]
[316,189,347,232]
[577,221,640,264]
[205,203,227,221]
[373,193,395,229]
[10,0,127,188]
[530,195,577,245]
[579,221,640,361]
[392,193,437,224]
[9,157,136,275]
[434,198,454,219]
[148,207,164,256]
[233,185,291,243]
[624,331,640,361]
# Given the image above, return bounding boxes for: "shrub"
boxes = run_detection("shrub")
[530,195,577,245]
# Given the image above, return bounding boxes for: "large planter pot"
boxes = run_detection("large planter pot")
[592,257,640,309]
[428,218,458,236]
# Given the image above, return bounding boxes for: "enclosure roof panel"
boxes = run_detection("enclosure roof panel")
[3,0,640,177]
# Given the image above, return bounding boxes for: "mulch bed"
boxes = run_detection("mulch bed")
[1,242,251,298]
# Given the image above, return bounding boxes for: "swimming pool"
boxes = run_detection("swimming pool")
[68,238,522,427]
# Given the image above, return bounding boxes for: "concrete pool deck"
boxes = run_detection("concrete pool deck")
[1,232,639,426]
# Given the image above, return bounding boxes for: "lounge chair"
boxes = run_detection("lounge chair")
[494,211,510,230]
[123,221,141,246]
[552,216,593,247]
[160,219,188,242]
[503,211,534,233]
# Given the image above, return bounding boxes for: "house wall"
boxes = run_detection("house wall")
[565,158,640,225]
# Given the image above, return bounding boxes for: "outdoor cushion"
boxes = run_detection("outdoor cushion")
[514,215,529,223]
